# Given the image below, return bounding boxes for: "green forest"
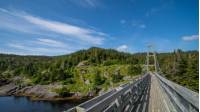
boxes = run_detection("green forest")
[0,47,198,96]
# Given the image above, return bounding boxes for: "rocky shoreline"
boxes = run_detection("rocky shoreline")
[0,81,93,102]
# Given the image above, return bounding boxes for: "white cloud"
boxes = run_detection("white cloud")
[182,35,199,41]
[23,15,104,45]
[139,24,146,28]
[69,0,100,8]
[0,8,106,45]
[132,20,146,29]
[7,43,26,49]
[116,45,128,52]
[0,50,27,56]
[145,0,174,17]
[36,38,67,47]
[85,0,97,7]
[145,8,160,17]
[120,19,126,24]
[0,8,110,55]
[7,43,72,56]
[8,43,46,52]
[0,8,10,13]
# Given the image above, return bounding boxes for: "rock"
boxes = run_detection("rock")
[85,79,90,85]
[77,61,90,67]
[0,83,18,95]
[12,76,22,81]
[45,92,59,99]
[87,91,95,97]
[80,69,87,74]
[123,76,131,81]
[21,85,59,99]
[0,79,9,86]
[0,83,62,100]
[73,92,82,97]
[16,86,33,94]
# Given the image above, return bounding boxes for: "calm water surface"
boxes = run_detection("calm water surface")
[0,96,78,112]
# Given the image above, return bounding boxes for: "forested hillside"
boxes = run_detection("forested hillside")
[0,47,198,95]
[158,50,199,91]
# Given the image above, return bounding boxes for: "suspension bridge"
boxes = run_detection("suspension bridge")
[66,46,199,112]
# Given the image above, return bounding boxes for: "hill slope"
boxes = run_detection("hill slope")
[0,47,198,98]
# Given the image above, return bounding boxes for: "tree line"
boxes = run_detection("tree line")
[0,47,198,91]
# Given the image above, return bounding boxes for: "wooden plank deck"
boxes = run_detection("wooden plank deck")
[148,73,176,112]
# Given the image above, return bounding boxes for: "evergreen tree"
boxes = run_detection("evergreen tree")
[128,65,142,77]
[112,69,123,83]
[94,70,105,86]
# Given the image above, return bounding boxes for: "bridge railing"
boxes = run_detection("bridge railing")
[66,74,150,112]
[155,73,199,112]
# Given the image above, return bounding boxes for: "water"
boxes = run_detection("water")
[0,96,78,112]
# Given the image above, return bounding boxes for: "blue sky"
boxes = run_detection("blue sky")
[0,0,198,55]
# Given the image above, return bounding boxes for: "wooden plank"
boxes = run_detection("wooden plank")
[148,73,176,112]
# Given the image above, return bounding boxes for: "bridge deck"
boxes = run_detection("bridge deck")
[66,73,198,112]
[148,73,176,112]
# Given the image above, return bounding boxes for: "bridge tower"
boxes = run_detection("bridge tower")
[145,44,160,73]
